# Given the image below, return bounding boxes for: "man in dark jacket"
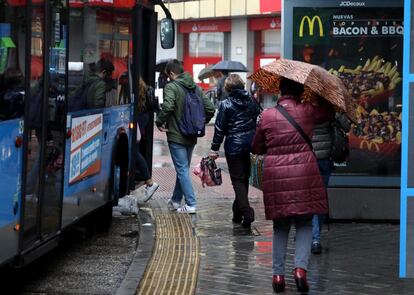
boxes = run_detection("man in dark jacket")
[209,74,261,228]
[310,112,350,254]
[156,59,215,214]
[85,58,114,109]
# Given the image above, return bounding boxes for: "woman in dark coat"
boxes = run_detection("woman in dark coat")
[252,78,333,293]
[209,74,261,228]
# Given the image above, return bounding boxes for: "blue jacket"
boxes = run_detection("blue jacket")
[211,89,261,156]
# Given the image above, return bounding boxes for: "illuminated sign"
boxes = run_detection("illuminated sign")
[299,16,324,37]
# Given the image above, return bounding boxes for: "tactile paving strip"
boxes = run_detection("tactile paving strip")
[137,213,200,295]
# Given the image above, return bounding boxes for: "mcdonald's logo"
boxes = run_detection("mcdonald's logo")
[359,140,380,153]
[299,16,324,37]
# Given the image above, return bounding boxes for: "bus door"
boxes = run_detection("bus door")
[0,1,26,266]
[22,0,67,248]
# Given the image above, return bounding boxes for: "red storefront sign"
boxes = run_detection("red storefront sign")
[260,0,281,13]
[7,0,43,5]
[179,20,231,33]
[7,0,135,7]
[69,0,135,8]
[249,17,281,31]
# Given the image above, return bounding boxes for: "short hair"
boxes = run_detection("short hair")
[224,74,245,93]
[279,77,304,97]
[165,59,184,76]
[96,58,114,73]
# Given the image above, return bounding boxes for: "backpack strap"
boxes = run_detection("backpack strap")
[276,104,314,152]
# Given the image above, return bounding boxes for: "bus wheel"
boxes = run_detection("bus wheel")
[112,133,129,206]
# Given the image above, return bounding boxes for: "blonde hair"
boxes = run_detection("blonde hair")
[224,74,245,93]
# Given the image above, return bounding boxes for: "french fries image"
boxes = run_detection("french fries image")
[330,56,402,101]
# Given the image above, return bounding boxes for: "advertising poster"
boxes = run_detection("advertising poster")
[69,114,103,184]
[293,7,403,177]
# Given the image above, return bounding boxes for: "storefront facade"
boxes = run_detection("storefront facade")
[155,0,281,89]
[284,0,403,220]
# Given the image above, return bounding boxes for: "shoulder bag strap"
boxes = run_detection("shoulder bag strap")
[276,104,314,152]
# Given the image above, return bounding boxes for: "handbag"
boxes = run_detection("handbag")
[192,157,222,187]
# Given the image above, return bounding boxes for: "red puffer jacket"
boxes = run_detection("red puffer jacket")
[252,95,333,220]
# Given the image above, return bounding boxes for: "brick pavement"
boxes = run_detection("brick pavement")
[142,126,414,295]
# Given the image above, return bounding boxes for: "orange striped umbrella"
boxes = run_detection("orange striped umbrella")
[249,58,357,123]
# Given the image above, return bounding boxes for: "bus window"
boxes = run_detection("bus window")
[0,6,25,121]
[68,7,132,111]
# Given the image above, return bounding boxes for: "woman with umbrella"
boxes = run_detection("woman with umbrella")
[252,77,333,293]
[250,59,355,294]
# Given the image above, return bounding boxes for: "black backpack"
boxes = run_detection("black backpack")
[330,120,350,163]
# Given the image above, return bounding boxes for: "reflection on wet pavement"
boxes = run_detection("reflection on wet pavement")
[150,125,414,295]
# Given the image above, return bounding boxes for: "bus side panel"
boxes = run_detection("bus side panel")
[0,120,23,266]
[61,106,131,227]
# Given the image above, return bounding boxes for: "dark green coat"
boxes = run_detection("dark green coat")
[155,72,215,145]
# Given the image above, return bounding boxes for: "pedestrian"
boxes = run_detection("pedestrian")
[310,112,350,254]
[155,59,215,213]
[85,58,114,109]
[136,77,159,202]
[208,74,261,228]
[215,70,229,101]
[252,77,333,294]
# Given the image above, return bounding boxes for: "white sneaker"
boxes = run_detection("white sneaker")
[167,199,180,211]
[177,205,196,214]
[144,183,159,202]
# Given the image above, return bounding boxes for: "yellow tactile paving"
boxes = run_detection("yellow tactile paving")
[137,213,200,295]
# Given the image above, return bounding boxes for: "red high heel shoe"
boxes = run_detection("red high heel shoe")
[294,268,309,293]
[272,275,285,293]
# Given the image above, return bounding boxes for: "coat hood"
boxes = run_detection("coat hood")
[174,72,197,89]
[229,89,251,108]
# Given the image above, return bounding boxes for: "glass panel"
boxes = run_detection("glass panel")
[261,30,281,55]
[189,32,224,57]
[406,197,414,277]
[40,1,68,237]
[292,7,403,180]
[68,7,131,111]
[411,0,414,73]
[24,1,46,245]
[408,83,414,187]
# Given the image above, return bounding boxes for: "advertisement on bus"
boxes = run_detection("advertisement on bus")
[69,114,103,184]
[291,5,403,179]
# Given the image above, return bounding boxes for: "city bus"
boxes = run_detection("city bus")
[0,0,174,268]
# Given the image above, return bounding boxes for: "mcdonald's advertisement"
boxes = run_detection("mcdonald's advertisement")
[293,7,403,177]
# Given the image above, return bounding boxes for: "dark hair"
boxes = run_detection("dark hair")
[96,58,115,74]
[165,59,184,76]
[279,78,304,97]
[224,74,245,93]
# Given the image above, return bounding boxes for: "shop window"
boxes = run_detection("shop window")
[189,32,224,57]
[254,29,280,70]
[261,30,281,56]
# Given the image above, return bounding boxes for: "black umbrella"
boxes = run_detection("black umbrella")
[155,59,183,72]
[198,64,215,81]
[212,60,248,73]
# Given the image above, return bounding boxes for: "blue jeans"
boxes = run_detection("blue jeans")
[312,159,331,243]
[168,142,196,207]
[273,216,313,275]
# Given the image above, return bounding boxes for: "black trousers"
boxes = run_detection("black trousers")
[226,152,254,220]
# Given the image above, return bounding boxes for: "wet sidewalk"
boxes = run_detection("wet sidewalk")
[135,126,414,295]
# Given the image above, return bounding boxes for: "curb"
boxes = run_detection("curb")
[115,209,155,295]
